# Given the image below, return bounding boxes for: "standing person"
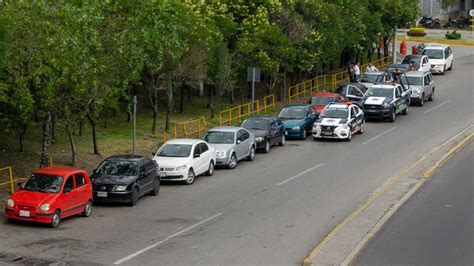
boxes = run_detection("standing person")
[392,67,402,83]
[347,63,354,82]
[353,62,360,82]
[365,63,379,72]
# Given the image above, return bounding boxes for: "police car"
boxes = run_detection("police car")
[312,103,365,141]
[361,83,410,122]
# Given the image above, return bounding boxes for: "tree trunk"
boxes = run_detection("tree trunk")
[103,109,108,128]
[179,85,184,114]
[79,118,84,136]
[66,123,77,166]
[87,114,100,155]
[151,106,157,135]
[18,124,27,152]
[383,36,389,56]
[39,112,52,168]
[51,114,56,141]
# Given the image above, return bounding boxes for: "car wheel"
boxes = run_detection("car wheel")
[358,120,365,134]
[205,161,214,176]
[346,129,352,141]
[449,61,453,70]
[184,169,195,185]
[278,135,286,146]
[441,65,446,75]
[301,129,307,140]
[263,140,270,153]
[428,89,434,101]
[227,153,238,169]
[50,211,61,228]
[389,108,396,122]
[82,200,92,217]
[247,146,256,161]
[402,103,408,115]
[129,187,139,206]
[419,94,424,106]
[150,178,160,196]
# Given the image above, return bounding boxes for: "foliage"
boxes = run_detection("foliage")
[445,30,461,39]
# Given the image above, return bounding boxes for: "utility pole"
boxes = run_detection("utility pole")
[392,27,397,64]
[132,95,137,156]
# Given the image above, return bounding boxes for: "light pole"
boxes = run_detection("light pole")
[132,95,137,156]
[392,27,397,64]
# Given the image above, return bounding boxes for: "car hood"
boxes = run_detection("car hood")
[364,96,391,105]
[280,119,304,128]
[92,174,137,185]
[11,190,57,206]
[208,143,234,152]
[410,85,423,92]
[153,156,189,168]
[248,129,269,138]
[319,118,343,126]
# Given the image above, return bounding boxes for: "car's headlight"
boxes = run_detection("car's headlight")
[255,137,264,142]
[114,185,128,192]
[6,198,14,208]
[175,165,187,171]
[338,124,350,130]
[436,64,444,67]
[39,203,50,211]
[216,151,227,158]
[313,123,321,130]
[292,126,300,130]
[382,103,390,109]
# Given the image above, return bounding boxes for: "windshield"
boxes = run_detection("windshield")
[401,76,423,86]
[96,160,138,176]
[203,131,235,144]
[360,74,378,83]
[401,56,421,65]
[320,108,348,119]
[22,174,64,193]
[422,49,443,59]
[365,87,394,98]
[241,119,270,131]
[278,107,305,120]
[309,96,333,105]
[156,144,192,157]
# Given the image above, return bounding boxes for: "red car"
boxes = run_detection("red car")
[4,166,93,228]
[307,92,347,114]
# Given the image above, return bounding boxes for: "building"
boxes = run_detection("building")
[419,0,473,19]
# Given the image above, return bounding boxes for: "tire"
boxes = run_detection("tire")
[129,187,139,206]
[301,129,307,140]
[82,200,92,217]
[263,140,270,153]
[358,120,365,134]
[419,94,424,107]
[278,135,286,146]
[346,129,352,141]
[428,88,435,101]
[441,65,446,75]
[205,161,214,176]
[449,61,453,70]
[389,108,396,122]
[50,211,61,228]
[150,178,160,196]
[313,137,319,141]
[402,103,409,115]
[184,169,195,185]
[227,153,238,169]
[247,146,256,161]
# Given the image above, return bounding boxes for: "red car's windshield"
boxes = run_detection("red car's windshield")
[309,96,333,106]
[22,174,64,194]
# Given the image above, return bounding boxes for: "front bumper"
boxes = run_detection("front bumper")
[410,92,423,102]
[430,65,444,73]
[93,190,133,202]
[4,207,54,224]
[284,128,304,138]
[312,126,350,139]
[364,108,392,118]
[159,169,188,181]
[216,156,231,166]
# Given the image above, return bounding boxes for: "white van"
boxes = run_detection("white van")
[421,43,453,75]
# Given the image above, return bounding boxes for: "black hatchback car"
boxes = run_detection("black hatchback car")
[241,115,285,153]
[91,155,160,206]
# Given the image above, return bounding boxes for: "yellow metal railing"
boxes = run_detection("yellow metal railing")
[0,166,14,194]
[162,116,208,143]
[262,94,276,113]
[218,94,276,126]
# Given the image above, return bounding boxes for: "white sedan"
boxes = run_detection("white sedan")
[153,139,216,185]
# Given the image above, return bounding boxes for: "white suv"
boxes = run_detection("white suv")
[421,43,453,75]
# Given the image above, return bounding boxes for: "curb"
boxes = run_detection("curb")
[301,129,473,266]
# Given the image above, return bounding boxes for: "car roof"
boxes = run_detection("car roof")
[370,84,398,89]
[337,82,367,89]
[403,54,423,59]
[165,138,202,145]
[208,126,242,132]
[312,92,339,97]
[363,71,385,75]
[284,103,311,108]
[405,71,429,77]
[424,43,449,49]
[326,103,350,109]
[104,154,147,161]
[34,166,85,176]
[387,63,409,68]
[248,114,276,120]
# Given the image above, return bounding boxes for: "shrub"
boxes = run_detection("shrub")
[407,27,427,37]
[445,30,461,39]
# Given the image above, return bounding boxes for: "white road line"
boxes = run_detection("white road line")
[363,126,397,145]
[113,213,222,265]
[424,100,451,114]
[276,163,325,186]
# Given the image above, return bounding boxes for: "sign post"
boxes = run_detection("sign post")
[132,95,137,156]
[247,67,260,112]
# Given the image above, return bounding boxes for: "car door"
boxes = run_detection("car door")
[241,129,252,157]
[421,57,430,72]
[138,162,152,195]
[354,105,364,128]
[305,107,316,130]
[74,173,89,211]
[447,47,453,67]
[199,142,211,173]
[144,158,157,190]
[394,87,402,114]
[277,119,285,140]
[428,73,434,96]
[349,107,358,131]
[269,121,278,145]
[235,130,245,159]
[60,175,76,217]
[192,143,204,175]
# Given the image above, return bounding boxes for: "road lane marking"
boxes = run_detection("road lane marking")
[276,163,324,186]
[363,127,397,145]
[113,213,222,265]
[424,100,451,114]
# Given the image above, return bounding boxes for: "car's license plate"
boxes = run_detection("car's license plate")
[368,110,377,112]
[160,171,167,177]
[19,210,30,217]
[322,132,332,136]
[97,191,107,197]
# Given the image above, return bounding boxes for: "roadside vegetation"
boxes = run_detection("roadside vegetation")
[0,0,418,175]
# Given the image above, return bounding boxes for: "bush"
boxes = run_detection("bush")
[407,27,427,36]
[445,30,461,39]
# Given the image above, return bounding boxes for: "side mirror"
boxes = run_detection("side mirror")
[270,125,277,130]
[193,153,201,158]
[63,187,72,194]
[152,152,156,156]
[237,139,242,145]
[17,182,23,188]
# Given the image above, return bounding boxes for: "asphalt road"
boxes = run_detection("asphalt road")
[0,45,472,265]
[355,144,473,265]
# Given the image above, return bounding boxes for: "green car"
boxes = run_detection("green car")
[278,104,318,140]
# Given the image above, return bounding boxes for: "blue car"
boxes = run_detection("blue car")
[278,104,318,140]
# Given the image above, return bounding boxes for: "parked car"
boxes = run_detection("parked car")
[153,139,216,185]
[92,155,160,206]
[334,83,368,105]
[362,84,410,122]
[203,126,256,169]
[313,102,365,141]
[401,54,431,72]
[307,92,346,115]
[278,104,318,140]
[385,63,410,74]
[421,43,453,74]
[241,115,285,153]
[359,71,390,88]
[402,71,435,106]
[5,166,93,228]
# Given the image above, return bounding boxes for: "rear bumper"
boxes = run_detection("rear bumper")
[4,207,54,224]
